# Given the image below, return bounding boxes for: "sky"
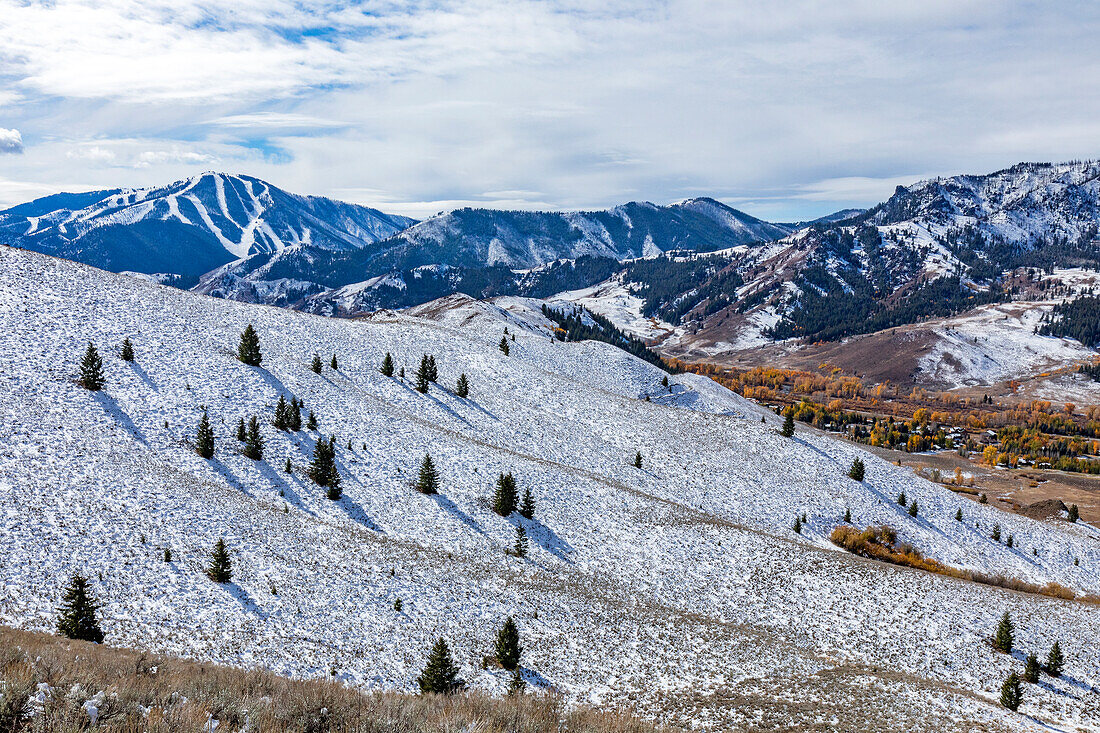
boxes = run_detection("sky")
[1,0,1099,221]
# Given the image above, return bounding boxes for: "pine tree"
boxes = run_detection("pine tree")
[499,336,510,356]
[415,354,431,393]
[236,417,247,441]
[399,366,405,379]
[848,458,865,481]
[426,355,437,382]
[979,493,988,504]
[897,491,907,506]
[417,638,462,694]
[994,612,1014,653]
[520,488,535,520]
[289,398,303,431]
[634,451,643,469]
[992,523,1001,542]
[493,472,517,515]
[330,354,338,370]
[513,525,528,557]
[79,342,106,390]
[1006,534,1014,548]
[416,454,440,494]
[244,415,264,460]
[999,672,1022,711]
[455,373,469,398]
[495,616,522,671]
[661,375,669,388]
[309,435,342,499]
[237,325,262,366]
[1024,652,1040,683]
[307,411,318,430]
[381,352,395,377]
[163,548,172,562]
[120,338,134,362]
[955,508,963,521]
[1068,504,1079,522]
[56,573,104,643]
[285,457,292,473]
[792,515,802,534]
[843,507,851,523]
[1045,641,1064,676]
[196,410,215,459]
[274,395,289,430]
[908,499,918,517]
[780,412,795,437]
[311,353,323,373]
[206,539,232,583]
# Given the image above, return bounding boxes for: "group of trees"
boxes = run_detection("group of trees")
[994,612,1065,711]
[539,304,669,371]
[418,616,526,694]
[309,436,342,500]
[492,472,535,519]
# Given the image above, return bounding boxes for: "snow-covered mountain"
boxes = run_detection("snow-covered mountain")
[2,245,1099,730]
[0,173,416,286]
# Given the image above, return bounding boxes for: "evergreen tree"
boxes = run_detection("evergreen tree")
[661,375,669,388]
[307,411,318,430]
[56,573,104,643]
[163,548,172,562]
[416,454,440,494]
[994,612,1014,653]
[513,525,528,557]
[236,417,247,441]
[1023,652,1040,683]
[493,472,517,515]
[79,342,106,391]
[330,354,338,370]
[415,354,431,393]
[980,493,988,504]
[792,515,802,533]
[955,508,963,521]
[274,395,289,430]
[999,672,1022,711]
[843,507,851,523]
[897,491,907,506]
[908,499,918,517]
[1068,504,1079,522]
[634,451,643,469]
[119,338,134,362]
[243,416,264,460]
[520,488,535,520]
[1006,534,1014,548]
[196,410,215,459]
[237,325,262,366]
[499,336,510,356]
[289,398,303,431]
[992,523,1001,542]
[780,412,795,437]
[309,435,342,500]
[507,669,526,695]
[417,638,462,694]
[426,355,438,382]
[495,616,522,671]
[311,353,323,373]
[848,458,865,481]
[206,539,232,583]
[399,366,405,379]
[455,373,469,398]
[381,352,395,377]
[285,457,292,473]
[1045,641,1064,676]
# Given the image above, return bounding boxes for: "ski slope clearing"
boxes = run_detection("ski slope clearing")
[1,247,1099,731]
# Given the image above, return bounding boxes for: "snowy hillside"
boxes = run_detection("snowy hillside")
[0,173,415,286]
[1,246,1100,730]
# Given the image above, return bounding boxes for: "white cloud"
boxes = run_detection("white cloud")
[0,128,23,154]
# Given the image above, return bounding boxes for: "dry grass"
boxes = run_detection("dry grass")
[0,626,666,733]
[829,526,1100,605]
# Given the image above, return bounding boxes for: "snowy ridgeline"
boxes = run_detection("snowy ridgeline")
[0,246,1098,731]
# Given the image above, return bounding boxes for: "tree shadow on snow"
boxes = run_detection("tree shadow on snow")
[247,366,293,399]
[128,361,159,392]
[509,515,574,563]
[255,458,313,516]
[224,582,269,620]
[208,457,253,498]
[519,667,555,691]
[429,493,485,535]
[91,391,148,445]
[336,495,384,533]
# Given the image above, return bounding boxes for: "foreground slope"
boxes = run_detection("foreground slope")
[0,247,1098,731]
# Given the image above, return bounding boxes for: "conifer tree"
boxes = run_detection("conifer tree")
[493,472,517,515]
[980,493,988,504]
[999,672,1022,711]
[897,491,907,506]
[120,338,134,362]
[634,451,643,469]
[274,395,289,430]
[780,412,795,438]
[1045,641,1063,676]
[994,612,1014,653]
[427,355,438,382]
[843,507,851,523]
[416,454,440,494]
[311,353,323,373]
[307,410,318,430]
[237,325,262,366]
[415,354,431,393]
[163,548,172,562]
[236,417,247,441]
[520,488,535,520]
[206,539,232,583]
[513,525,528,557]
[1006,534,1014,548]
[992,523,1001,542]
[908,499,918,517]
[1068,504,1079,522]
[381,352,395,377]
[285,457,292,473]
[495,616,522,671]
[244,415,264,460]
[56,573,104,643]
[330,354,338,370]
[661,375,669,388]
[499,336,510,356]
[309,435,342,499]
[417,638,462,694]
[196,409,215,459]
[79,342,106,390]
[848,458,865,481]
[1023,652,1040,683]
[399,366,405,379]
[955,508,963,521]
[289,398,303,431]
[455,373,469,398]
[792,515,802,534]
